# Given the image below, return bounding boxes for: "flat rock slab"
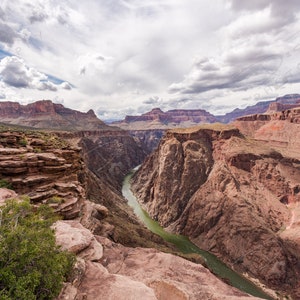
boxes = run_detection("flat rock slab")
[53,220,103,260]
[0,188,18,205]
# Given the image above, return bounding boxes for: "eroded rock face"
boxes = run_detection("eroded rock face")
[0,131,84,219]
[99,237,262,300]
[79,133,147,189]
[129,129,165,153]
[53,220,103,261]
[131,124,300,298]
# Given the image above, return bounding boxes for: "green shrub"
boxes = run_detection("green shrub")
[0,179,13,190]
[47,196,64,204]
[19,138,28,146]
[0,199,75,299]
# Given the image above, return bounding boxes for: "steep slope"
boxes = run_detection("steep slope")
[131,123,300,299]
[0,100,112,130]
[128,129,165,153]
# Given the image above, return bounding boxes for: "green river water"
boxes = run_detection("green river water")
[122,169,273,300]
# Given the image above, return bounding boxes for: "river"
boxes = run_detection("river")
[122,169,273,300]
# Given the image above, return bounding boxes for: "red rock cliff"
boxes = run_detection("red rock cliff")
[131,123,300,298]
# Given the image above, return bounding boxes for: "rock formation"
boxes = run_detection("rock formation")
[131,122,300,299]
[0,100,111,130]
[234,107,300,155]
[0,130,85,219]
[113,108,217,129]
[54,224,261,300]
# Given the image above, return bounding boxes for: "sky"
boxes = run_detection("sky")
[0,0,300,121]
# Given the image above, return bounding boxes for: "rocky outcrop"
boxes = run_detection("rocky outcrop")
[0,130,85,219]
[54,219,260,300]
[0,100,111,130]
[0,127,164,248]
[131,123,300,298]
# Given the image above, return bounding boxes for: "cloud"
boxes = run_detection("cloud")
[229,0,271,11]
[60,81,72,90]
[0,22,19,45]
[168,0,300,108]
[168,46,284,95]
[228,0,300,37]
[28,3,49,24]
[0,56,72,92]
[229,0,300,18]
[143,96,162,105]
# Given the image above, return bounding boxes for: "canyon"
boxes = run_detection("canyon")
[0,124,262,299]
[0,98,300,299]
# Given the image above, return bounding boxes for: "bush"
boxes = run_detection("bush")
[19,138,28,146]
[0,179,13,190]
[0,199,75,299]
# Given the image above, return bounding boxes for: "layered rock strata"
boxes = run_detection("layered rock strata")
[0,130,84,219]
[234,107,300,157]
[113,108,217,130]
[131,123,300,298]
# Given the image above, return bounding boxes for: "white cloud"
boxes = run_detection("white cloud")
[0,0,300,121]
[60,81,72,90]
[0,56,72,92]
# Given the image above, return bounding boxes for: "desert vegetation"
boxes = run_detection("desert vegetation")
[0,198,74,299]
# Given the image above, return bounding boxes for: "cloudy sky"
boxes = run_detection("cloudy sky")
[0,0,300,121]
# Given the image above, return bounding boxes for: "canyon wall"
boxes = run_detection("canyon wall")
[131,122,300,298]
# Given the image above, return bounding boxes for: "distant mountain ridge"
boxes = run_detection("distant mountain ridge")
[114,94,300,129]
[0,100,111,131]
[113,107,218,129]
[218,94,300,123]
[1,94,300,131]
